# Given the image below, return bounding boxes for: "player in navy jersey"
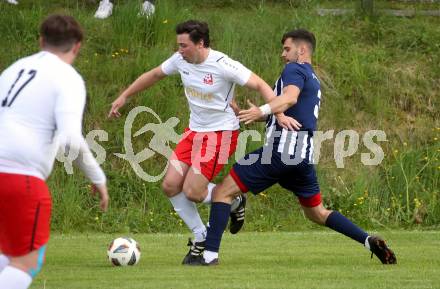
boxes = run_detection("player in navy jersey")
[186,29,397,266]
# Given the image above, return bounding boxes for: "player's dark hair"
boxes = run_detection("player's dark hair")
[40,14,83,52]
[282,29,316,53]
[176,20,210,48]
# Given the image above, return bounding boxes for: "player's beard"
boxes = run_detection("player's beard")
[291,50,300,63]
[283,50,299,64]
[284,50,299,64]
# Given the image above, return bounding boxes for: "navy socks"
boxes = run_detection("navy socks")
[325,211,369,245]
[205,202,231,253]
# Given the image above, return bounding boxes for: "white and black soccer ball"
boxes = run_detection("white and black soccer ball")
[107,237,141,266]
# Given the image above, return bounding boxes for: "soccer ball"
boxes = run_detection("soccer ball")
[107,237,141,266]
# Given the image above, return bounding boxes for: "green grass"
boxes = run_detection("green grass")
[0,0,439,231]
[31,231,440,289]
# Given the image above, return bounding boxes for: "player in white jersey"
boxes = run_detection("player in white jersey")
[0,15,109,289]
[109,20,296,264]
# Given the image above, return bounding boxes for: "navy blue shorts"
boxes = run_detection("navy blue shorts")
[231,147,321,206]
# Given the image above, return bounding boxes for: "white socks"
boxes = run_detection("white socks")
[169,185,243,242]
[364,236,371,250]
[169,192,206,242]
[0,266,32,289]
[230,195,242,212]
[0,255,9,272]
[202,183,215,204]
[202,183,242,213]
[203,250,218,263]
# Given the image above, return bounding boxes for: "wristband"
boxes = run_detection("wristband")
[259,104,272,116]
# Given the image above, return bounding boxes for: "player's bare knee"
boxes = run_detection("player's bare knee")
[185,192,204,203]
[182,184,204,203]
[161,179,181,197]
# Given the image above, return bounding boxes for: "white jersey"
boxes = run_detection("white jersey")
[161,49,252,132]
[0,51,106,184]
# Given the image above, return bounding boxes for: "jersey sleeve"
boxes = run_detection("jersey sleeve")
[54,71,86,135]
[160,52,181,75]
[218,56,252,86]
[54,71,106,184]
[281,63,307,91]
[73,138,107,185]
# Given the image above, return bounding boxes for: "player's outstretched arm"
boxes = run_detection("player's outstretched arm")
[238,100,266,122]
[267,85,300,114]
[242,73,301,130]
[243,73,276,103]
[238,85,302,130]
[239,85,299,118]
[108,66,167,118]
[238,100,301,130]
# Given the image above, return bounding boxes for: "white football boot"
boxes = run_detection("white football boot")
[94,0,113,19]
[139,1,155,18]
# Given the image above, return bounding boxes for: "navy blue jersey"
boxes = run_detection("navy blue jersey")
[265,62,321,163]
[272,62,321,131]
[232,62,321,196]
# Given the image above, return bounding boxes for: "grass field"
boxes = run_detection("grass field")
[0,0,438,231]
[31,231,440,289]
[0,2,438,288]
